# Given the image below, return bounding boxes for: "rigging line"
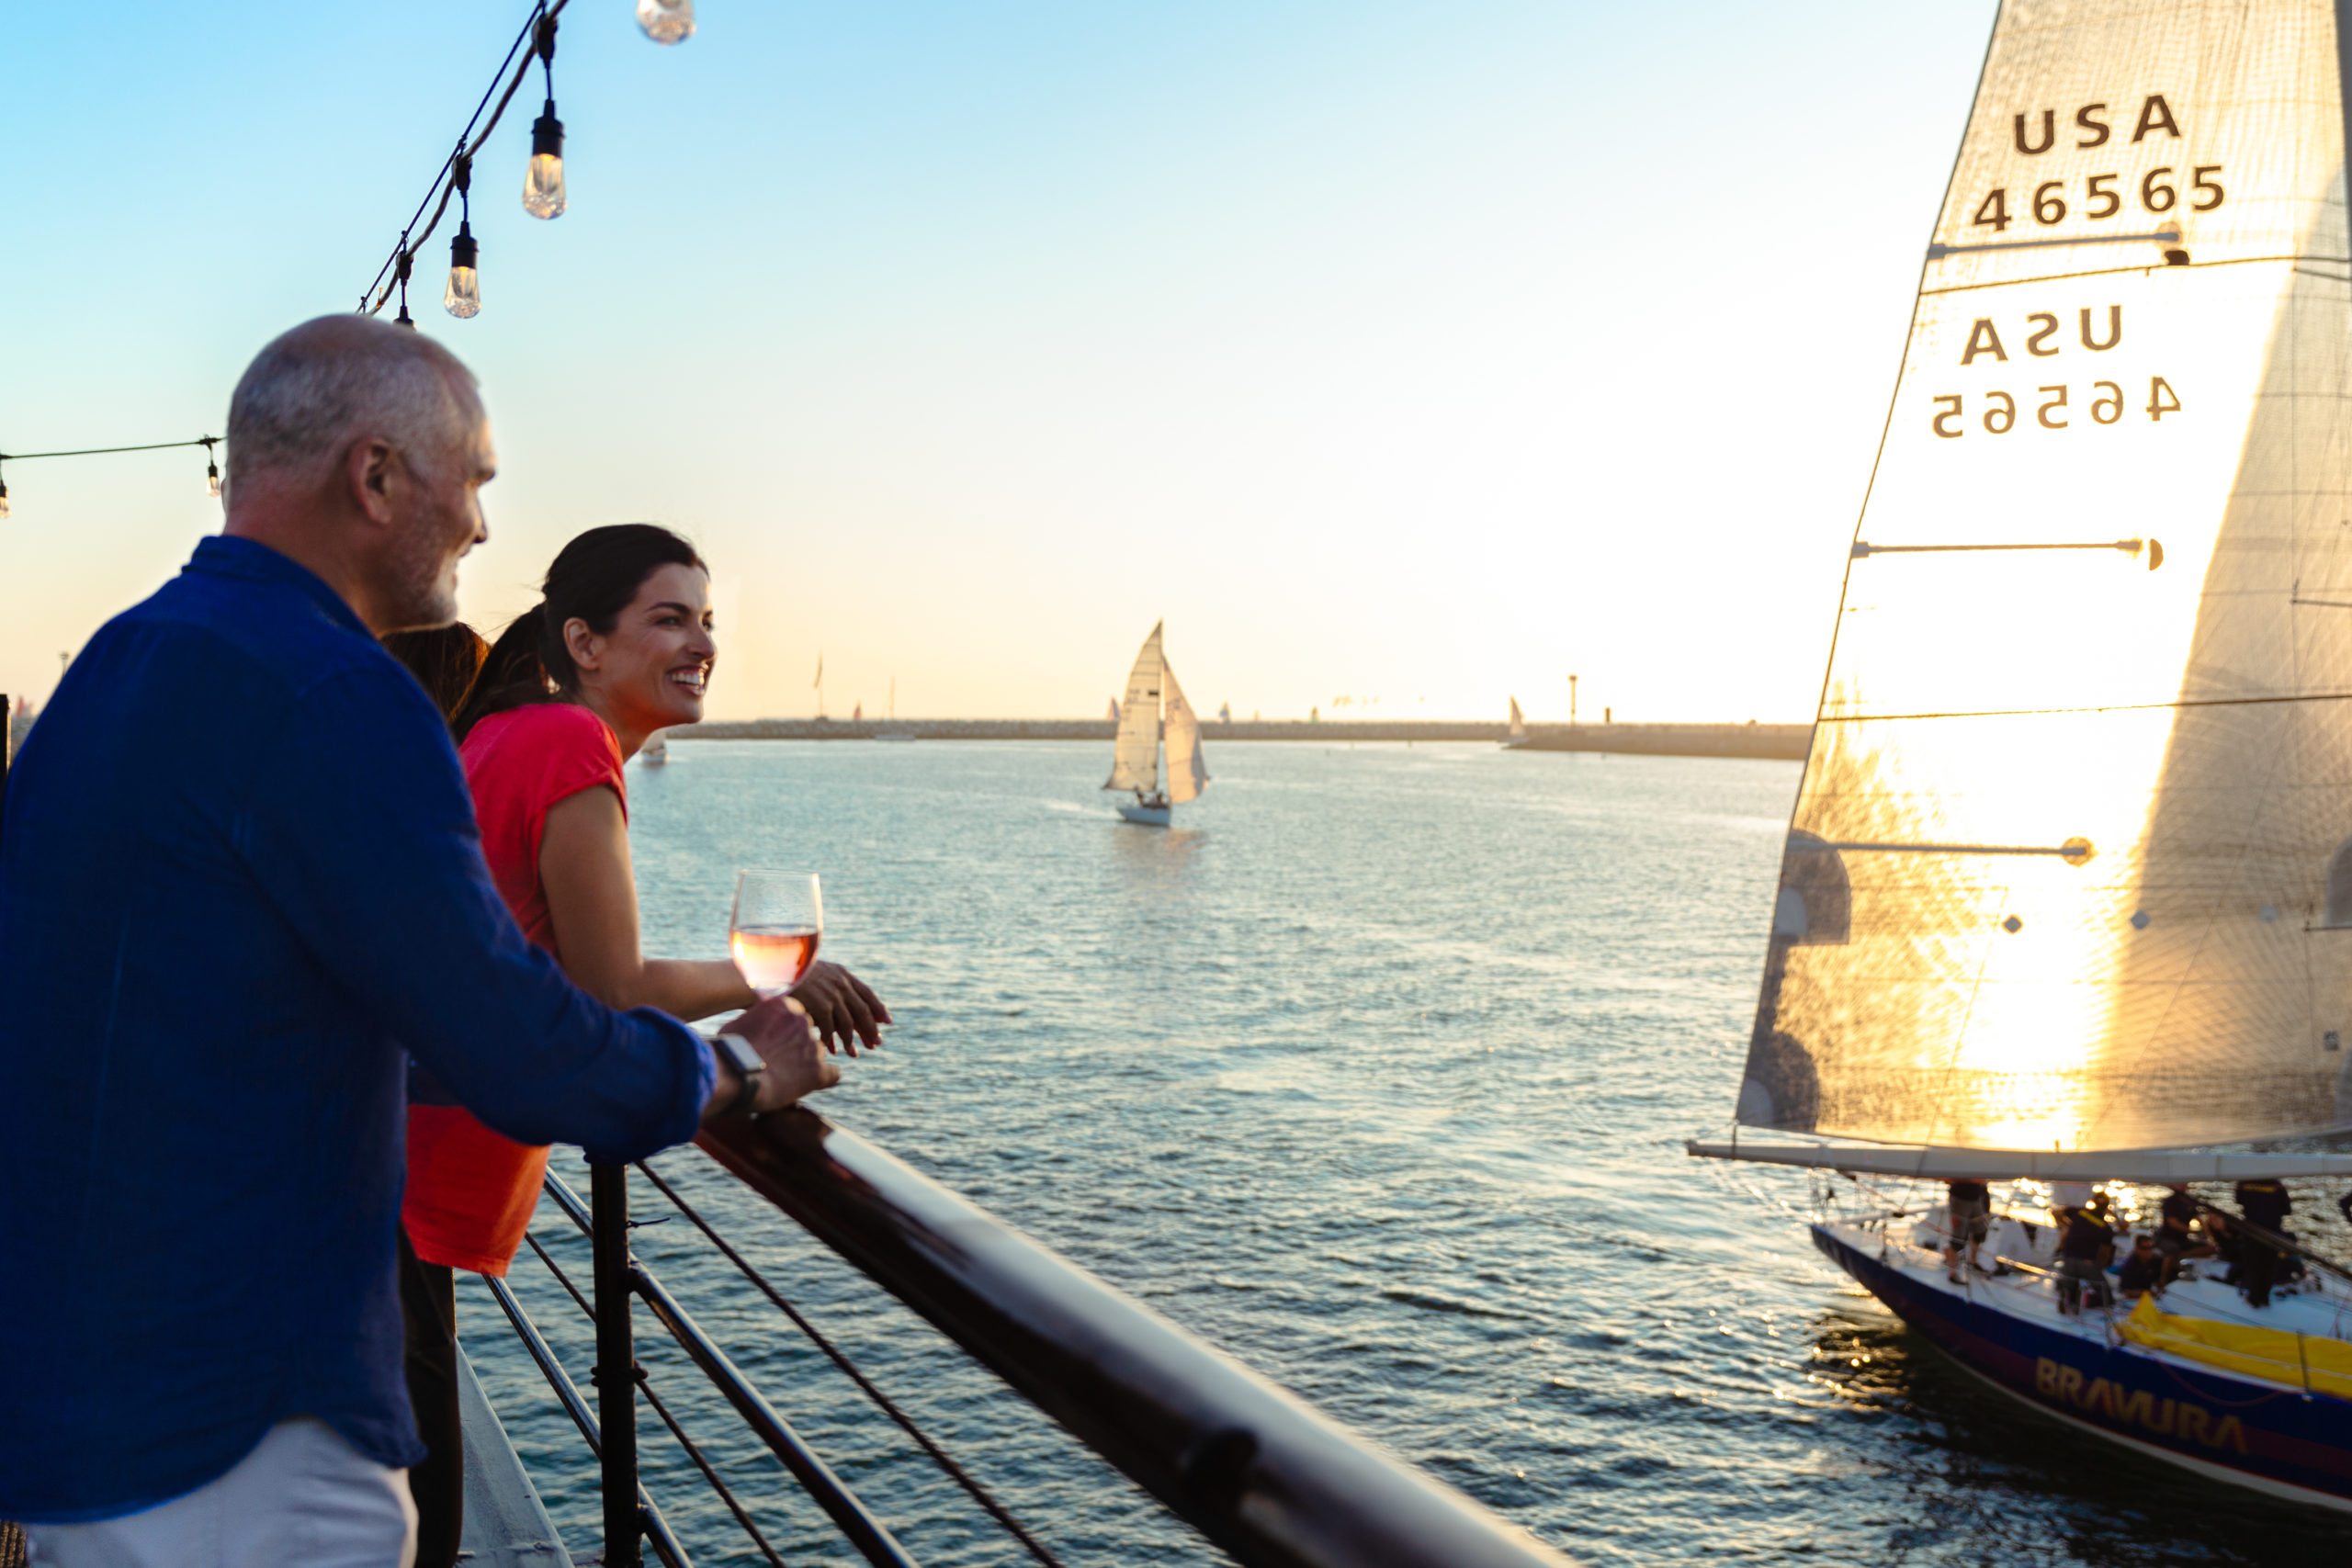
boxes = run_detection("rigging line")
[1817,689,2352,724]
[1851,539,2145,558]
[358,1,546,310]
[1928,227,2179,259]
[638,1156,1068,1568]
[2291,596,2352,609]
[1815,840,2086,858]
[363,0,571,315]
[0,437,219,460]
[1919,252,2343,298]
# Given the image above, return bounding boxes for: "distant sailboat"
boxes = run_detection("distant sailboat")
[1504,696,1527,749]
[639,729,668,765]
[1105,622,1208,827]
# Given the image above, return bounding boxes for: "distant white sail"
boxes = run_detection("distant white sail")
[1105,623,1164,794]
[1508,696,1525,738]
[1107,697,1121,723]
[1733,0,2352,1156]
[1163,662,1210,805]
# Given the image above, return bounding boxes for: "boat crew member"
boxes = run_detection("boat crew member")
[0,317,842,1567]
[2152,1184,2212,1284]
[2054,1193,2116,1315]
[2233,1178,2292,1309]
[2116,1233,2165,1300]
[1944,1179,1991,1283]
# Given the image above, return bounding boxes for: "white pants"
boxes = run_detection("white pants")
[26,1417,417,1568]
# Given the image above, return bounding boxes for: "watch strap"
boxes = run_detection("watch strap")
[712,1031,764,1117]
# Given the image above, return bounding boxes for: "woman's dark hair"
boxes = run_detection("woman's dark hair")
[455,524,707,741]
[383,623,490,729]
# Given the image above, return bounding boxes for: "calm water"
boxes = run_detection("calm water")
[456,741,2348,1566]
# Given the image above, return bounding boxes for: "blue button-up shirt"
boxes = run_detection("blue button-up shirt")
[0,536,716,1522]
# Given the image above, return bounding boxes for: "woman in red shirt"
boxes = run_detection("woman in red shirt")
[404,524,887,1565]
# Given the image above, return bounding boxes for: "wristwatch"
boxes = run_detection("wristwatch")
[711,1031,764,1118]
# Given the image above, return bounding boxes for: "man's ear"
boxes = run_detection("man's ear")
[347,438,399,525]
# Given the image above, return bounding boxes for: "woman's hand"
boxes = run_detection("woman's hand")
[789,961,892,1055]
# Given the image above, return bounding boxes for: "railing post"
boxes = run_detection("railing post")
[591,1161,641,1568]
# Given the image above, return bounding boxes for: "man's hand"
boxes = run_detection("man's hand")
[700,994,840,1124]
[789,961,892,1056]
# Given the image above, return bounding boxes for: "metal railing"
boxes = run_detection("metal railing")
[486,1106,1574,1568]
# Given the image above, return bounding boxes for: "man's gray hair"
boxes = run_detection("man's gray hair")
[225,316,481,493]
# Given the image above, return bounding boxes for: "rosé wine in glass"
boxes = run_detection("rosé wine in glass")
[730,871,823,998]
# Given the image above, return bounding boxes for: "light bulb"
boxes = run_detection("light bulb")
[637,0,695,44]
[206,459,221,499]
[445,222,481,319]
[524,102,566,220]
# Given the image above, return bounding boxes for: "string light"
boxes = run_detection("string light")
[446,152,481,319]
[637,0,695,46]
[0,438,224,521]
[523,11,566,220]
[392,240,415,329]
[356,0,575,321]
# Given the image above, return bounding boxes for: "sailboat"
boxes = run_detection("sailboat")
[1504,696,1528,749]
[1691,0,2352,1512]
[1105,621,1208,826]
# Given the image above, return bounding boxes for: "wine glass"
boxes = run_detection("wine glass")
[730,870,823,998]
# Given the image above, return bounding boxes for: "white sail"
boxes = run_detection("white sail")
[1730,0,2352,1157]
[1508,696,1525,739]
[1105,623,1164,794]
[1163,662,1209,804]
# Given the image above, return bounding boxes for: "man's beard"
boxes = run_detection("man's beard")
[382,509,466,632]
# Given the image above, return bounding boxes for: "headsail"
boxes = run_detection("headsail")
[1163,662,1210,804]
[1106,623,1164,794]
[1731,0,2352,1157]
[1508,696,1525,739]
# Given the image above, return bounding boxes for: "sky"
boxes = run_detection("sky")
[0,0,1999,723]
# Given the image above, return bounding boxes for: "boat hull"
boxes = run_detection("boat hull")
[1116,801,1172,827]
[1814,1224,2352,1514]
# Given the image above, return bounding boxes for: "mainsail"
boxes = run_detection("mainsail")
[1730,0,2352,1160]
[1509,696,1526,739]
[1163,663,1210,804]
[1106,623,1165,794]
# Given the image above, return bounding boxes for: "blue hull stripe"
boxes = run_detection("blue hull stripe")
[1814,1224,2352,1505]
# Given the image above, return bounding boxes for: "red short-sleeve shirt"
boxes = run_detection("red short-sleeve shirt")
[403,702,626,1274]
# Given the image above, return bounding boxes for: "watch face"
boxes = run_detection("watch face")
[718,1033,762,1075]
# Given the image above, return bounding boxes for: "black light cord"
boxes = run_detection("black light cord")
[358,0,572,317]
[0,437,220,461]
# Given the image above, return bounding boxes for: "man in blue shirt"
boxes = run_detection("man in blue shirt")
[0,317,835,1565]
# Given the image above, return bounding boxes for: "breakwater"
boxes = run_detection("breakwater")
[663,717,1813,760]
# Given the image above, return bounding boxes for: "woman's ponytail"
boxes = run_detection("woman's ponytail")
[452,604,555,740]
